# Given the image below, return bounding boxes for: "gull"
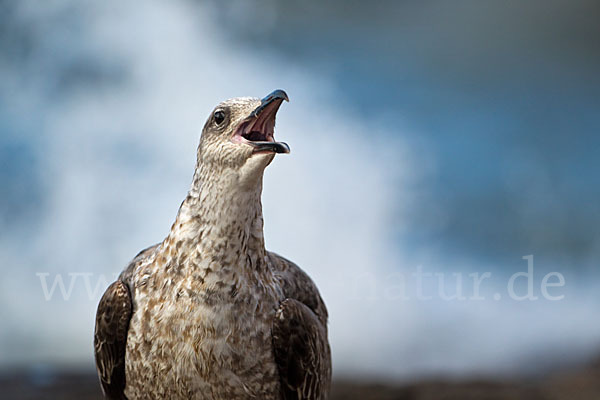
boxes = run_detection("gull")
[94,90,331,400]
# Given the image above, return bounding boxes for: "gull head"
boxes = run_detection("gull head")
[197,89,290,188]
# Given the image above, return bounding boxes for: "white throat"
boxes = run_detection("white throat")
[166,158,269,277]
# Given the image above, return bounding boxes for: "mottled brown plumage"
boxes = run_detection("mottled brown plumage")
[94,280,131,400]
[94,90,331,400]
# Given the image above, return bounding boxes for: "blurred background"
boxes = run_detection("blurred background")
[1,0,599,398]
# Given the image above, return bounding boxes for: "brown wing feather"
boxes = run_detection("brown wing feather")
[94,280,132,400]
[272,298,332,400]
[268,252,331,400]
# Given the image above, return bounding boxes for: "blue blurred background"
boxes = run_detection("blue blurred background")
[1,0,599,382]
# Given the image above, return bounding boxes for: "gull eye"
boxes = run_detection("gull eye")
[214,110,226,125]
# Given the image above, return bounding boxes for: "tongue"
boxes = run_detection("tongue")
[252,141,290,154]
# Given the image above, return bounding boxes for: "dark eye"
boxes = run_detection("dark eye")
[214,110,225,125]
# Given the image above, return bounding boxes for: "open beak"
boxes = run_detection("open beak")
[234,89,290,154]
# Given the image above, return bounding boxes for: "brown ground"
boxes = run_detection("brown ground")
[1,360,598,400]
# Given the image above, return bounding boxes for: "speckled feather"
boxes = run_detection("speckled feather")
[94,93,331,400]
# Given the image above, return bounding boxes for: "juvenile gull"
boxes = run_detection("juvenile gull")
[94,90,331,400]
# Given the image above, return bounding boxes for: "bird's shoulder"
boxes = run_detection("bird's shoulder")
[119,243,161,288]
[267,251,328,329]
